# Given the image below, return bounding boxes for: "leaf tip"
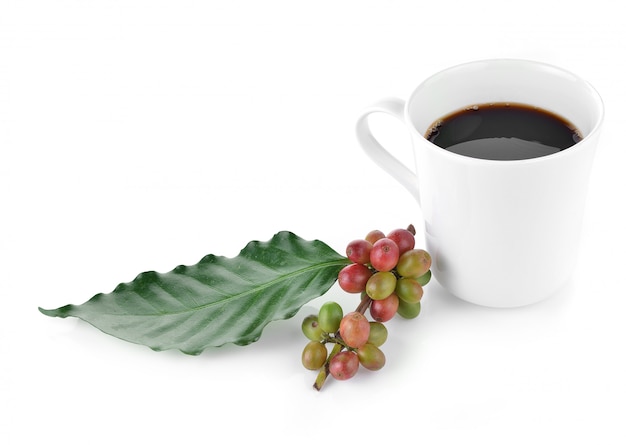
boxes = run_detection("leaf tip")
[38,305,72,318]
[38,306,57,317]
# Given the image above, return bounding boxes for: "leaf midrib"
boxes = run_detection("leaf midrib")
[108,258,350,318]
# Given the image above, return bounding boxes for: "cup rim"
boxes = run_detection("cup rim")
[405,58,605,165]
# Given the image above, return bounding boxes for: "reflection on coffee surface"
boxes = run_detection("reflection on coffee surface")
[425,103,582,160]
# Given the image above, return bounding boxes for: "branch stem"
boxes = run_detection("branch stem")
[313,342,343,391]
[355,296,372,315]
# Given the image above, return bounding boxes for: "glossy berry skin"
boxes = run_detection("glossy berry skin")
[338,263,372,293]
[301,314,324,341]
[395,277,424,304]
[415,269,432,286]
[396,249,432,278]
[365,229,385,244]
[346,239,372,265]
[329,351,359,380]
[318,301,343,334]
[357,343,386,371]
[339,312,370,348]
[365,271,397,300]
[397,299,421,319]
[302,341,328,370]
[367,322,388,347]
[387,228,416,256]
[369,238,400,272]
[369,293,399,322]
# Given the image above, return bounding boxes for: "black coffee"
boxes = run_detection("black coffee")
[425,103,582,160]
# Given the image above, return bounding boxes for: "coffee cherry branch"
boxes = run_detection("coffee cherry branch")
[301,225,432,391]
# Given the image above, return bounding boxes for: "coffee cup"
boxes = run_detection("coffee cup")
[355,59,604,307]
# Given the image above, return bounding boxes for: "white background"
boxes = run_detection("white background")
[2,1,625,444]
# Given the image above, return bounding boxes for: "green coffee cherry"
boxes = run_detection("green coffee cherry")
[318,301,343,333]
[395,277,423,304]
[396,299,421,319]
[367,321,388,347]
[365,271,397,300]
[301,314,324,341]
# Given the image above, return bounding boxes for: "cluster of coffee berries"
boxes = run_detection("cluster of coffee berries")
[340,226,432,320]
[301,303,389,381]
[301,225,432,390]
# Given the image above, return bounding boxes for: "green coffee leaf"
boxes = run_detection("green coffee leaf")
[39,231,350,355]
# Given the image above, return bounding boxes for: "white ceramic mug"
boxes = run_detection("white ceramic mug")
[356,59,604,308]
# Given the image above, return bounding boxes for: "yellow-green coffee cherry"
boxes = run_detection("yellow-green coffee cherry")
[302,341,328,370]
[367,321,388,347]
[301,314,324,341]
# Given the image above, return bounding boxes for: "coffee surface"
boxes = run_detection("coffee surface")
[425,103,582,160]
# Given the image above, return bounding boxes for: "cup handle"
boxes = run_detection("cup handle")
[355,97,420,203]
